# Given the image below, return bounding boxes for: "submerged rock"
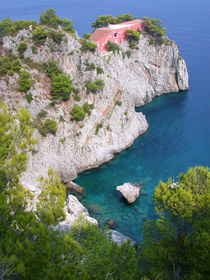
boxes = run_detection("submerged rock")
[65,181,84,194]
[107,219,118,229]
[111,230,137,247]
[116,183,140,203]
[87,203,103,215]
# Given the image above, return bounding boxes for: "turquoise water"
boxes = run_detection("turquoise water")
[1,0,209,241]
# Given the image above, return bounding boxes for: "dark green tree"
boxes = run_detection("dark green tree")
[40,8,63,28]
[139,166,210,280]
[32,26,48,45]
[51,73,73,101]
[17,41,27,54]
[70,105,86,121]
[43,59,61,78]
[92,15,116,28]
[18,70,32,92]
[80,39,97,53]
[61,18,75,34]
[86,79,105,93]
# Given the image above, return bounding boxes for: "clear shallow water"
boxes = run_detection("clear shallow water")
[1,0,209,242]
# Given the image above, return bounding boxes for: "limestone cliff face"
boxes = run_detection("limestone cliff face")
[1,29,188,191]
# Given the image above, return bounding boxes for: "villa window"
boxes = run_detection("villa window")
[114,33,118,38]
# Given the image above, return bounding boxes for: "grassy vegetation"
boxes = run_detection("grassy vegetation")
[86,79,105,93]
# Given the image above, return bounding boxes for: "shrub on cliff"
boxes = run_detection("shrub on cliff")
[51,73,73,101]
[43,59,61,78]
[0,56,11,75]
[106,41,121,53]
[142,17,166,45]
[17,41,27,55]
[40,8,75,34]
[70,105,86,121]
[12,59,21,72]
[49,30,63,44]
[125,29,140,49]
[83,102,94,115]
[39,119,57,136]
[0,18,38,36]
[32,26,48,45]
[91,13,137,28]
[86,79,105,93]
[80,39,97,53]
[18,70,32,92]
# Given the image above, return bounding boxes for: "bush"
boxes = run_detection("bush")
[17,41,27,54]
[115,100,122,106]
[51,73,72,101]
[18,70,32,92]
[39,119,57,136]
[95,123,103,135]
[43,59,61,78]
[125,29,140,49]
[12,59,21,72]
[86,79,105,93]
[142,17,166,45]
[40,8,75,34]
[73,94,81,101]
[125,50,132,58]
[106,41,120,53]
[33,26,48,45]
[70,105,86,121]
[0,56,11,75]
[0,18,38,37]
[96,66,104,74]
[25,93,33,103]
[92,13,136,28]
[80,39,97,53]
[83,33,91,39]
[83,102,94,115]
[61,19,75,34]
[84,61,95,71]
[49,31,63,44]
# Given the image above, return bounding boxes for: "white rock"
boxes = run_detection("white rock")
[116,183,140,203]
[111,230,137,247]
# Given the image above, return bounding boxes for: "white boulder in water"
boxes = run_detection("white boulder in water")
[116,183,140,203]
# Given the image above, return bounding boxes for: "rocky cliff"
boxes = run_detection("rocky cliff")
[0,28,188,192]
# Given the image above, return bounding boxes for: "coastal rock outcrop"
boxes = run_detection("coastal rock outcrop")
[116,183,140,203]
[59,195,98,228]
[1,28,189,190]
[111,230,137,247]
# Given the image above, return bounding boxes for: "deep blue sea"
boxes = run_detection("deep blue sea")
[1,0,209,242]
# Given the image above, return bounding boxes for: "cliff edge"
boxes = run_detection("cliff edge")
[0,28,188,191]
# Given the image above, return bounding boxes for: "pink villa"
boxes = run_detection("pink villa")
[89,19,143,52]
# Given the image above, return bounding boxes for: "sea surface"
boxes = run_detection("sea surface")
[1,0,209,242]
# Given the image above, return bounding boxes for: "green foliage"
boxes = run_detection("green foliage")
[96,66,104,74]
[25,93,33,104]
[83,102,94,115]
[59,137,66,143]
[40,8,63,28]
[32,26,48,45]
[115,100,122,106]
[83,33,91,39]
[86,79,105,93]
[12,59,21,72]
[37,169,65,225]
[51,73,73,101]
[84,61,95,71]
[43,59,61,78]
[0,18,38,37]
[70,105,86,121]
[107,41,121,53]
[49,30,63,44]
[80,39,97,52]
[142,17,166,45]
[18,70,32,92]
[39,119,57,136]
[139,166,210,280]
[125,29,140,49]
[95,122,103,135]
[40,8,75,34]
[17,41,27,54]
[0,56,11,75]
[61,18,75,34]
[37,110,47,119]
[73,94,81,101]
[92,13,136,28]
[31,45,37,54]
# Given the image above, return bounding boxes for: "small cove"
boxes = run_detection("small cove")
[1,0,209,242]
